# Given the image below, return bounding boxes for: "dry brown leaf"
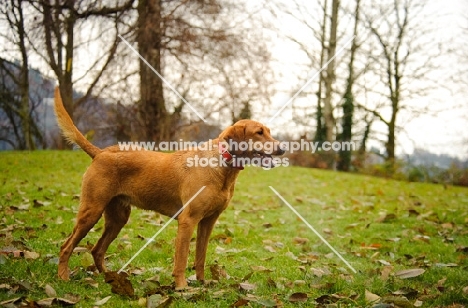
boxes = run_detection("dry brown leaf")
[381,295,412,308]
[35,298,55,306]
[239,282,256,291]
[147,294,173,308]
[44,284,57,297]
[231,298,249,307]
[23,251,40,259]
[292,237,309,245]
[210,264,228,281]
[365,289,380,303]
[380,265,393,281]
[394,268,425,279]
[288,292,308,302]
[84,277,99,288]
[264,245,276,253]
[376,213,397,223]
[94,295,112,306]
[104,271,135,296]
[250,265,272,273]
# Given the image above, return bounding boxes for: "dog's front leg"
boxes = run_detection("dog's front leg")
[194,213,220,282]
[173,216,197,290]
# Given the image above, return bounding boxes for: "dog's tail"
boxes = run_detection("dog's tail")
[54,87,101,158]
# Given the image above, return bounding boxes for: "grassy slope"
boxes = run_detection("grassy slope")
[0,151,467,307]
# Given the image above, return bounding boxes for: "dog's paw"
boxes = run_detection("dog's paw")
[58,267,70,281]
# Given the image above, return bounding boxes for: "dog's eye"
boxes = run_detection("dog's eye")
[257,130,263,135]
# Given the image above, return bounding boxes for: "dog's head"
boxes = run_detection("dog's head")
[218,119,285,168]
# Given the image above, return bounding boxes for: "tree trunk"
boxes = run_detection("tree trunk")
[137,0,167,142]
[337,0,360,171]
[386,110,397,162]
[17,0,33,150]
[314,0,328,144]
[62,1,75,119]
[322,0,339,143]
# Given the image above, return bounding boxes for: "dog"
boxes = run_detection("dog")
[54,88,285,289]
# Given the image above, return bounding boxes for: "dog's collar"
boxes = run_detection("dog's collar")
[218,142,244,170]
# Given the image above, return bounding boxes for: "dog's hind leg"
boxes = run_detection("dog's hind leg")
[58,198,108,280]
[91,197,131,273]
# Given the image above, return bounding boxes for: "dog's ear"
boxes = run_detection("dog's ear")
[219,125,245,155]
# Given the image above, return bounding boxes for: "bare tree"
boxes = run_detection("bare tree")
[362,0,441,166]
[0,0,40,149]
[29,0,134,117]
[134,0,272,141]
[337,0,360,171]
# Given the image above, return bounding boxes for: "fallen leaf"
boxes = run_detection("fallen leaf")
[215,246,245,254]
[231,298,249,307]
[84,277,99,288]
[285,251,298,260]
[315,294,340,305]
[147,294,173,308]
[80,252,94,268]
[0,297,24,306]
[413,235,430,243]
[266,277,277,288]
[255,298,277,307]
[293,280,306,286]
[288,292,308,302]
[36,295,81,306]
[345,223,359,229]
[381,295,412,308]
[264,245,276,253]
[394,268,425,279]
[322,228,333,234]
[35,298,55,306]
[95,295,112,306]
[311,267,331,277]
[292,237,309,245]
[434,263,458,268]
[392,287,418,299]
[360,243,382,250]
[210,264,228,281]
[437,277,447,292]
[44,284,57,297]
[378,259,391,266]
[24,251,40,259]
[365,289,380,303]
[250,265,272,273]
[456,246,468,253]
[376,213,397,223]
[104,271,134,296]
[239,282,256,291]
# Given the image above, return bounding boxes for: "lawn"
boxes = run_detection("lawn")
[0,151,467,307]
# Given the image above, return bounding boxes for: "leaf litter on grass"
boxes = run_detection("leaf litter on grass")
[1,153,468,307]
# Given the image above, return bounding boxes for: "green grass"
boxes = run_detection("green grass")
[0,151,467,307]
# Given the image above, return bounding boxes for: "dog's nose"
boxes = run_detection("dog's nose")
[276,142,286,155]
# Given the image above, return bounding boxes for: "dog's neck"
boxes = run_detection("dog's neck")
[218,141,244,170]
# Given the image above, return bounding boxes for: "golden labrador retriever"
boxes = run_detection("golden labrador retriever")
[54,88,284,288]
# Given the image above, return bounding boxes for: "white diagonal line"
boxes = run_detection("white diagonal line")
[118,35,206,122]
[269,186,357,274]
[118,186,206,273]
[267,35,356,124]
